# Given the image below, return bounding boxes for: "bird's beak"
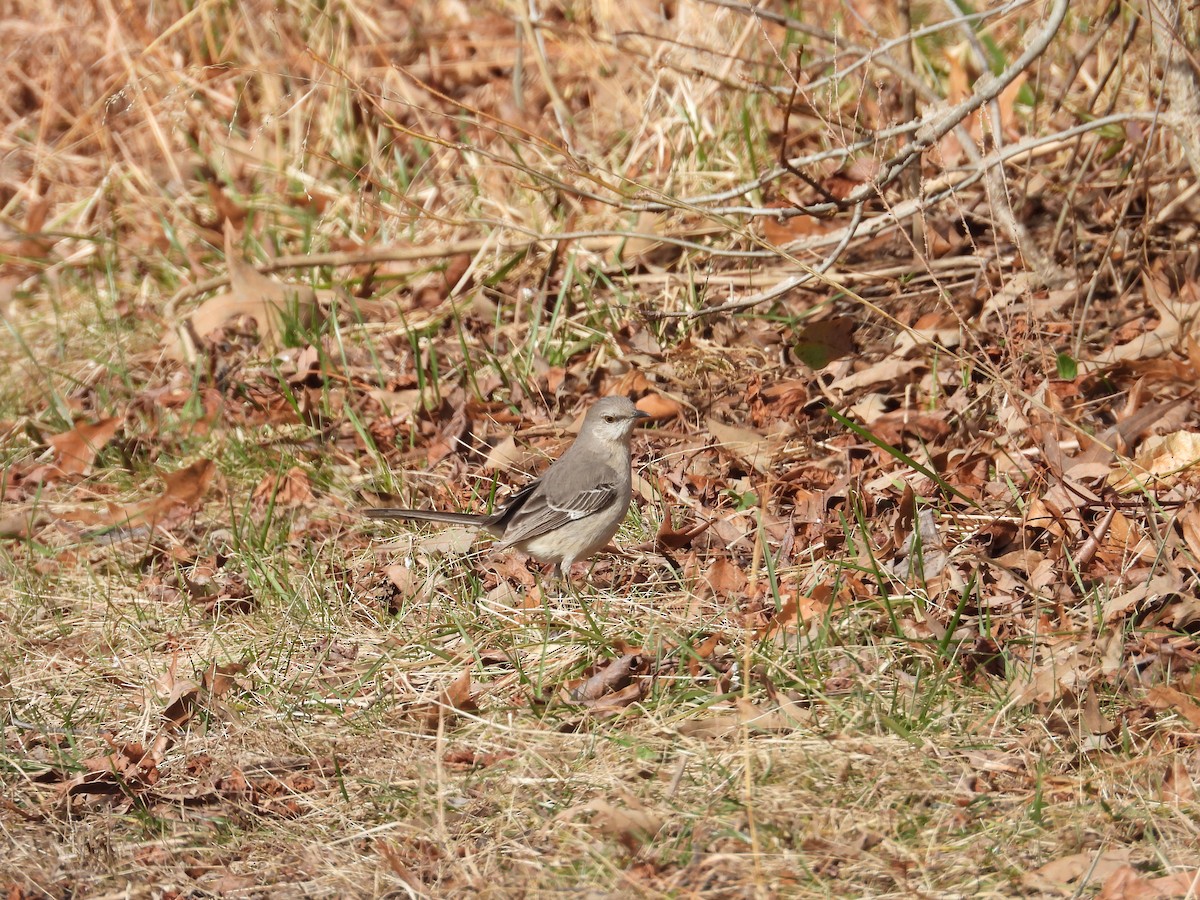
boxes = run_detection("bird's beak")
[632,409,651,421]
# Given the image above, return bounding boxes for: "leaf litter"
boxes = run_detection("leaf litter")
[4,0,1200,896]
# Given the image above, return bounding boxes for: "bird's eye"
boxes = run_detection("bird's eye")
[604,415,615,423]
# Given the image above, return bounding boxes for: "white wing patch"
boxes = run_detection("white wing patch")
[548,486,613,520]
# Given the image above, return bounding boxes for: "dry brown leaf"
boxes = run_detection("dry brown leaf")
[440,669,474,713]
[635,392,682,421]
[251,466,314,508]
[1102,573,1182,624]
[1081,684,1113,736]
[617,211,676,268]
[1100,865,1200,899]
[576,681,649,715]
[47,417,121,476]
[760,201,840,244]
[0,508,44,540]
[653,517,712,552]
[893,315,961,357]
[706,417,775,474]
[384,564,434,607]
[1161,757,1196,803]
[703,557,748,595]
[560,797,664,853]
[1180,507,1200,564]
[675,713,743,738]
[735,697,812,733]
[1072,399,1186,471]
[416,669,476,731]
[159,458,218,509]
[1145,685,1200,729]
[165,222,319,361]
[90,458,217,534]
[203,662,248,699]
[759,588,833,639]
[1008,647,1093,705]
[1090,268,1200,366]
[888,508,948,581]
[828,358,924,392]
[1109,431,1200,491]
[793,316,857,369]
[565,653,643,704]
[1030,849,1132,890]
[684,633,725,676]
[416,526,477,557]
[59,737,166,798]
[483,435,522,472]
[161,677,203,729]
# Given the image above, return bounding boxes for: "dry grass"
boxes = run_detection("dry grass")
[4,0,1200,897]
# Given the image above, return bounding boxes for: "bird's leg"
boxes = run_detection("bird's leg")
[549,562,569,597]
[548,558,581,599]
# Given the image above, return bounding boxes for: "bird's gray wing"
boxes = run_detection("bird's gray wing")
[495,465,619,546]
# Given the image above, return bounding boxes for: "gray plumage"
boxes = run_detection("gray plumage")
[366,396,648,577]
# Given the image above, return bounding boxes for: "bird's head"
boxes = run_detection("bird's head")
[581,396,650,444]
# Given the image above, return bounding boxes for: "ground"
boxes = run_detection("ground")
[3,1,1200,897]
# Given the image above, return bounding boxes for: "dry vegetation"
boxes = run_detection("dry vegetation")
[4,0,1200,896]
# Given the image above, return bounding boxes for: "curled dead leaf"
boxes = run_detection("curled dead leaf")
[416,669,476,731]
[702,557,747,596]
[84,458,217,541]
[1145,685,1200,729]
[1099,865,1200,899]
[706,418,776,474]
[635,392,682,421]
[1109,431,1200,492]
[654,517,712,551]
[559,797,664,853]
[0,508,45,540]
[565,653,644,705]
[47,416,121,477]
[164,222,319,362]
[203,662,248,698]
[252,466,314,508]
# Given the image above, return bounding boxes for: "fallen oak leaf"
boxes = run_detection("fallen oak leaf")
[793,315,857,369]
[1145,685,1200,729]
[202,662,249,698]
[684,632,726,677]
[84,459,216,541]
[1109,431,1200,492]
[635,392,683,422]
[158,458,217,508]
[46,416,121,477]
[1028,849,1132,890]
[702,557,748,596]
[1087,267,1200,367]
[164,222,319,362]
[1069,398,1185,473]
[584,681,649,716]
[442,748,517,771]
[758,586,834,639]
[563,653,646,705]
[557,796,664,853]
[650,517,713,552]
[59,735,167,798]
[251,466,314,509]
[161,677,203,729]
[0,507,46,540]
[706,418,777,474]
[416,669,476,731]
[1099,865,1200,899]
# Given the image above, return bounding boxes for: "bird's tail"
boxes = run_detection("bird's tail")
[364,508,490,527]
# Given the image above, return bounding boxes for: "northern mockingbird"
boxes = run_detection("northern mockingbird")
[366,396,649,578]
